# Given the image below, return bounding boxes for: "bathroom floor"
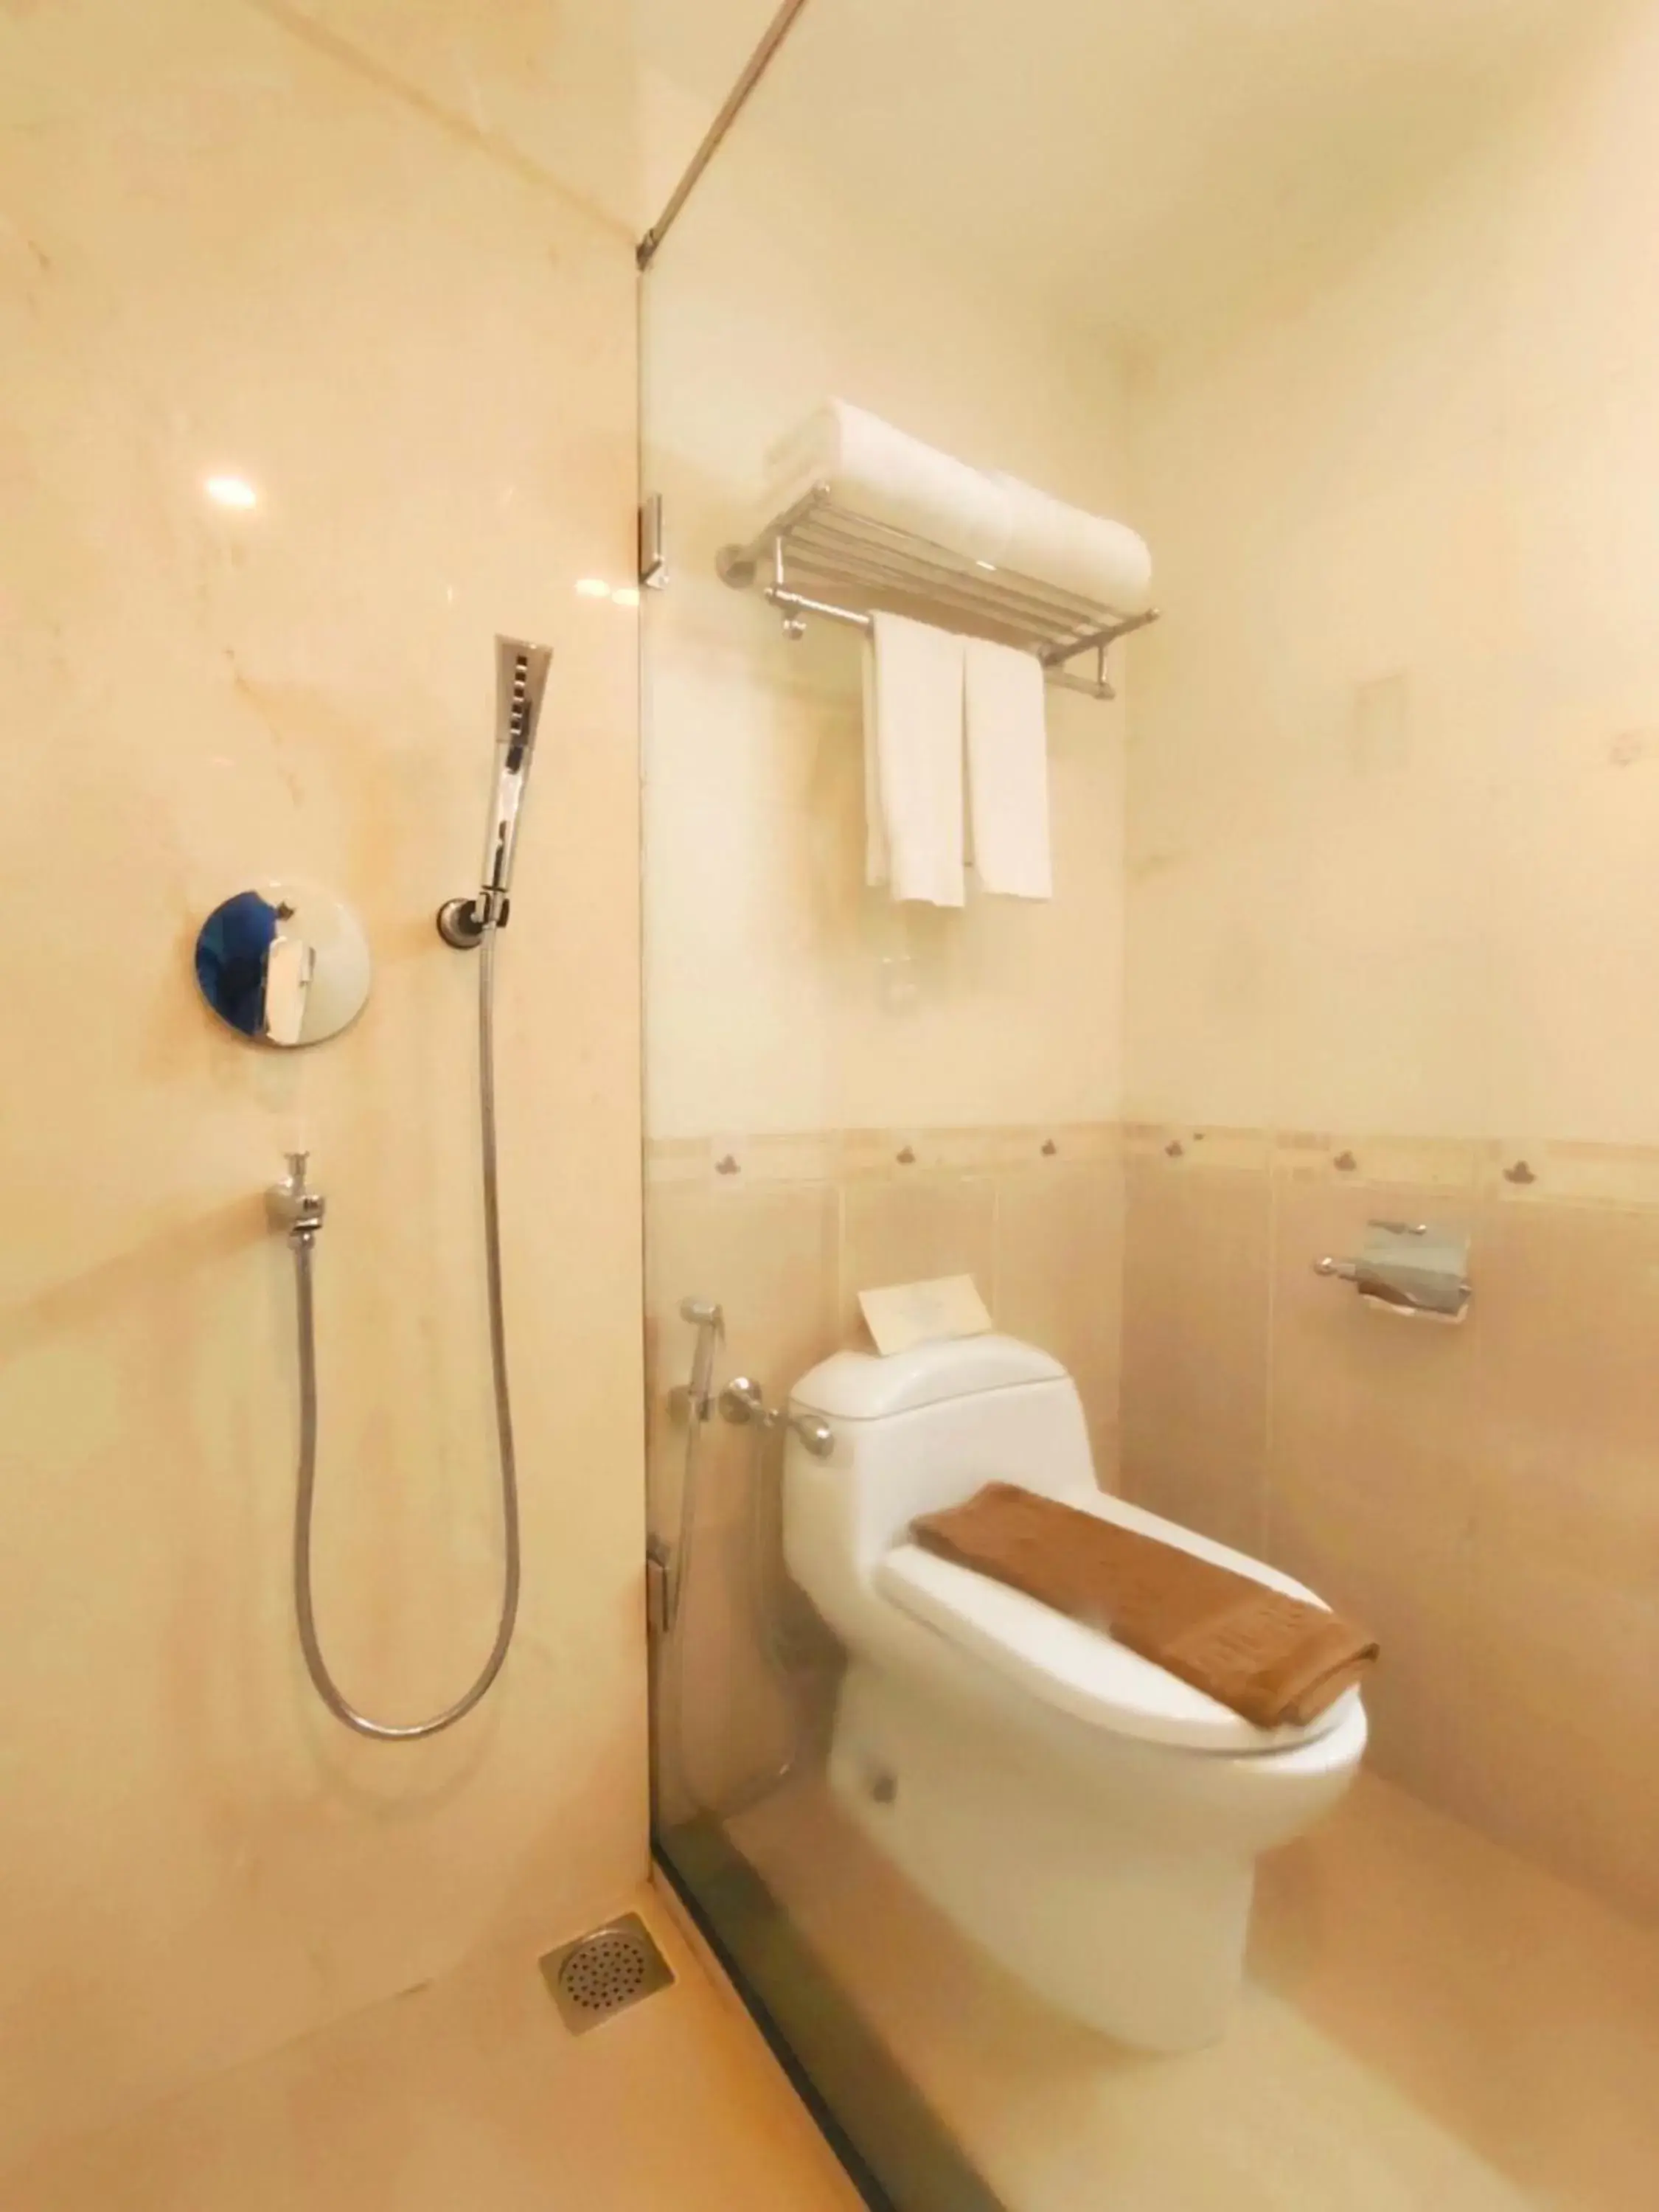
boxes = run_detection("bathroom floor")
[1,1891,860,2212]
[728,1770,1659,2212]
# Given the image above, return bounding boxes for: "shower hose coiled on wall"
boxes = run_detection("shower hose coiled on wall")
[286,922,521,1740]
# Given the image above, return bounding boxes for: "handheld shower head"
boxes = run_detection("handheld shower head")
[484,636,552,900]
[437,636,553,947]
[496,633,552,762]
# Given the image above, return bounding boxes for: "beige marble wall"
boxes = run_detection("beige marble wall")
[1119,8,1659,1930]
[647,1125,1124,1811]
[0,0,645,2177]
[1127,7,1659,1147]
[1121,1127,1659,1927]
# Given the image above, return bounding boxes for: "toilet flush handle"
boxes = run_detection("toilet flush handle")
[790,1412,835,1460]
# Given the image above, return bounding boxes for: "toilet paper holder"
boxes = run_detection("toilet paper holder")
[1315,1220,1472,1321]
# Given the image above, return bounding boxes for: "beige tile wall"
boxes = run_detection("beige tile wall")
[646,1124,1124,1810]
[1121,1127,1659,1927]
[658,1113,1659,1930]
[1120,1127,1274,1557]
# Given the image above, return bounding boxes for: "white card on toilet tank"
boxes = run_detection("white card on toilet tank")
[858,1275,994,1357]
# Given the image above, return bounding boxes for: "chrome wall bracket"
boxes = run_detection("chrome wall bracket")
[437,890,504,948]
[644,1541,671,1640]
[719,1374,834,1458]
[639,493,669,591]
[266,1151,326,1245]
[636,0,816,270]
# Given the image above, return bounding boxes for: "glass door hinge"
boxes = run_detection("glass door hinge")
[639,493,668,590]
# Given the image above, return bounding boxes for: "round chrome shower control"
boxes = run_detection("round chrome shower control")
[193,880,370,1044]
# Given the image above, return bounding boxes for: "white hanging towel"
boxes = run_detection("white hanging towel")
[863,612,967,907]
[964,636,1051,900]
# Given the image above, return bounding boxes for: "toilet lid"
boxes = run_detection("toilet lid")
[875,1491,1361,1754]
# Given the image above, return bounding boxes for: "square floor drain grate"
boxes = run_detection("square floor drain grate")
[539,1913,674,2034]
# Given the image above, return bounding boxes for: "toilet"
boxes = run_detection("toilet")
[782,1334,1367,2052]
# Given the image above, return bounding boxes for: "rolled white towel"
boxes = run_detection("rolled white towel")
[991,472,1153,615]
[765,399,1009,569]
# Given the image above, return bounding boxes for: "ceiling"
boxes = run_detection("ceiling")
[640,0,1627,351]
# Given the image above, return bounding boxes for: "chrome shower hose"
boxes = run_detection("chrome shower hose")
[288,922,521,1739]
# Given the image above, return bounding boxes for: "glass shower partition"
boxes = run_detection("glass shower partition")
[641,6,1659,2208]
[639,23,1138,2186]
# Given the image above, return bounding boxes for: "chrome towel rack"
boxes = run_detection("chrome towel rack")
[716,484,1158,701]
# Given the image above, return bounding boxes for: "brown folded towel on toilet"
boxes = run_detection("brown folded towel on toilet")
[910,1482,1377,1730]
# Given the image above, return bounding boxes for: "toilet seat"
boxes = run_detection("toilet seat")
[874,1489,1359,1755]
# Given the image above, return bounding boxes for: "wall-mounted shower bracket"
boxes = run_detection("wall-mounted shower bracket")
[267,1151,325,1245]
[437,889,505,947]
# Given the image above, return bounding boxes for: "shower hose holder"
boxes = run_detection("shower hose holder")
[267,1151,326,1245]
[436,890,507,947]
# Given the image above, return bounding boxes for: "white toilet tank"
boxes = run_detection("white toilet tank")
[783,1336,1096,1616]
